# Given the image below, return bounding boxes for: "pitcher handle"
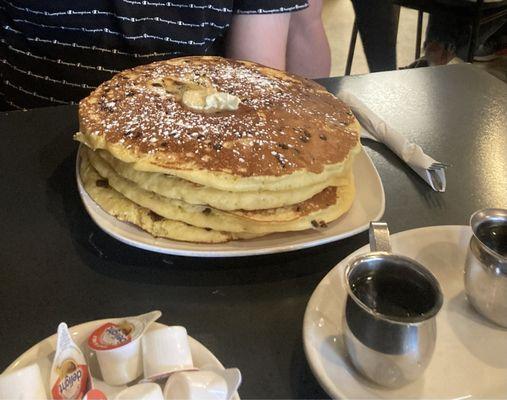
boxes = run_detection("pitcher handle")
[369,222,391,253]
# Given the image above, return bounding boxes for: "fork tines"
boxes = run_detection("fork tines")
[428,169,444,191]
[428,162,450,171]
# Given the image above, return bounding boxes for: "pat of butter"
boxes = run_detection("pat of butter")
[182,88,240,111]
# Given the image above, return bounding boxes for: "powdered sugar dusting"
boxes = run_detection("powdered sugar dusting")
[79,57,358,176]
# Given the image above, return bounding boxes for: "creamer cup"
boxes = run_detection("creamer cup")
[92,378,127,398]
[163,370,232,400]
[114,383,164,400]
[198,366,241,400]
[141,326,194,382]
[0,363,47,400]
[50,323,93,399]
[87,311,161,386]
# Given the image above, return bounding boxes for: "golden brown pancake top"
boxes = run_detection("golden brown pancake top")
[79,56,358,177]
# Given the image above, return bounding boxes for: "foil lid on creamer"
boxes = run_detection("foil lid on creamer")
[87,311,161,351]
[50,323,93,400]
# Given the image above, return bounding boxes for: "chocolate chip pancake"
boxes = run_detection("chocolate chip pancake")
[95,149,350,211]
[85,148,355,235]
[79,151,258,243]
[76,56,360,192]
[76,56,361,243]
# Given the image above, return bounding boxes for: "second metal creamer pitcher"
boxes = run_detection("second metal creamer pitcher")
[465,208,507,327]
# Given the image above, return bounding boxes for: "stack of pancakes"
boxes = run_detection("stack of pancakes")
[76,56,361,243]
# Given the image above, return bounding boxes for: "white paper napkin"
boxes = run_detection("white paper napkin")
[339,89,447,192]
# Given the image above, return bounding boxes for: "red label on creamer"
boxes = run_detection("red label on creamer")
[51,361,90,400]
[83,389,108,400]
[51,323,93,400]
[87,322,134,350]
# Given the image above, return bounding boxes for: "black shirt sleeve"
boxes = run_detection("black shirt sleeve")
[233,0,308,14]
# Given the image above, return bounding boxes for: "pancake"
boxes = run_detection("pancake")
[95,149,351,211]
[85,148,355,234]
[79,151,258,243]
[77,56,361,192]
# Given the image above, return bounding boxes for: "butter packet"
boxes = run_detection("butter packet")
[50,323,93,399]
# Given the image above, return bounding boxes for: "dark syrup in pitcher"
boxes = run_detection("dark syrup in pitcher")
[350,269,436,319]
[476,220,507,257]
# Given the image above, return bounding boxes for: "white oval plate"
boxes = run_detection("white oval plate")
[303,225,507,399]
[76,146,385,257]
[4,319,240,399]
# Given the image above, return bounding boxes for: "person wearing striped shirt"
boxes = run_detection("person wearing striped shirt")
[1,0,320,110]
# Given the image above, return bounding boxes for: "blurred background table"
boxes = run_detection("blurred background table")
[0,64,505,398]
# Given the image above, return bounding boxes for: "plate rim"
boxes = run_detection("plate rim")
[302,225,475,400]
[76,146,385,257]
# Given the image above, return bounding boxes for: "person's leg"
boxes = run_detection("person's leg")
[457,15,506,61]
[286,0,331,78]
[406,8,506,68]
[422,12,461,65]
[351,0,400,72]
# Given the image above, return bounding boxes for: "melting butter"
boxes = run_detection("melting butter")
[182,88,240,112]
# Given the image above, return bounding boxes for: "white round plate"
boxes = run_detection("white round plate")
[4,319,240,399]
[76,146,385,257]
[303,225,507,399]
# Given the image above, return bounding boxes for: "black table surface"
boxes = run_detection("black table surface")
[0,64,506,399]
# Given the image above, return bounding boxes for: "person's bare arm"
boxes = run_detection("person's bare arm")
[286,0,330,78]
[225,13,291,70]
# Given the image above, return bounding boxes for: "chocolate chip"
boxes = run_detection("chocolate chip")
[296,128,311,143]
[160,141,168,147]
[295,206,301,212]
[171,81,186,89]
[99,100,114,113]
[319,134,327,141]
[148,211,164,222]
[278,143,289,150]
[204,227,212,231]
[95,179,109,188]
[311,220,319,228]
[319,220,328,228]
[202,208,211,215]
[213,143,223,151]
